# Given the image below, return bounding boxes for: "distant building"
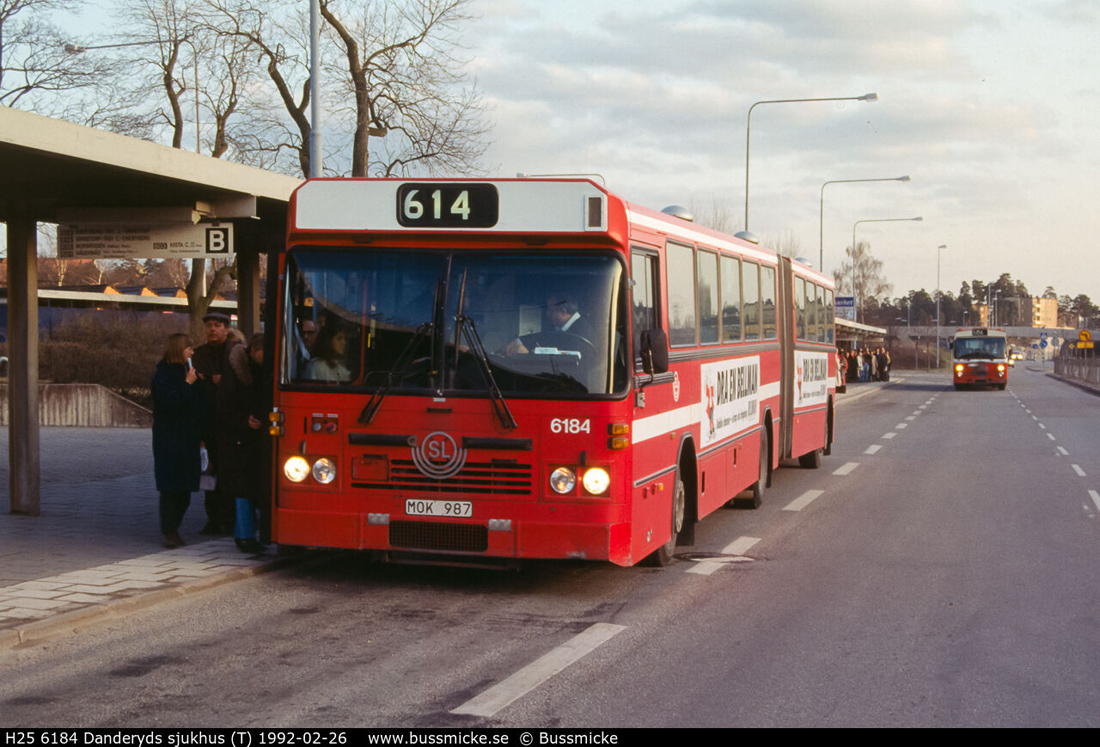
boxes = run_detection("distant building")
[1031,296,1058,328]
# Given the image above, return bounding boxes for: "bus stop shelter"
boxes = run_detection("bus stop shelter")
[1,106,301,516]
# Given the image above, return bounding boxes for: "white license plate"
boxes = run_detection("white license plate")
[405,499,473,518]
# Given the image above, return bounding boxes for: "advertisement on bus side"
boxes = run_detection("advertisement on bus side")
[795,351,831,409]
[700,356,761,448]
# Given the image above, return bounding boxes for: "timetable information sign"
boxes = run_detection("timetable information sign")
[57,223,234,259]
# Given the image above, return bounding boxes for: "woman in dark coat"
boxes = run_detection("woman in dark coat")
[219,333,269,552]
[152,333,204,548]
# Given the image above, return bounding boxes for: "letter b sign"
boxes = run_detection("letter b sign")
[205,226,232,255]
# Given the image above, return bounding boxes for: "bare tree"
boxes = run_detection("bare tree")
[203,0,314,175]
[688,196,740,235]
[0,0,116,111]
[319,0,489,177]
[834,241,891,324]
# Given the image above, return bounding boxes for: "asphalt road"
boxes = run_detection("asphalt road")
[2,366,1099,727]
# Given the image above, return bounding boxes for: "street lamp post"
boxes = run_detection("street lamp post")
[310,0,323,177]
[744,93,878,235]
[820,175,910,270]
[936,244,946,367]
[850,216,923,323]
[66,39,201,154]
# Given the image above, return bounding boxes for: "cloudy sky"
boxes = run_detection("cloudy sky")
[466,0,1100,305]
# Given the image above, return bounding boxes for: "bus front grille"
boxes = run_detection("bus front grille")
[389,521,489,553]
[352,459,534,496]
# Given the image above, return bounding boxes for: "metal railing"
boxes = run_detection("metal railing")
[1054,356,1100,386]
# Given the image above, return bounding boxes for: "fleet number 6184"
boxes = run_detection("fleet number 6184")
[550,418,590,434]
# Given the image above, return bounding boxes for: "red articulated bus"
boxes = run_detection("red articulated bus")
[952,327,1008,390]
[269,178,836,567]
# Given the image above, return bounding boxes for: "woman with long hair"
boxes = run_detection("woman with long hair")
[305,321,353,382]
[152,333,204,548]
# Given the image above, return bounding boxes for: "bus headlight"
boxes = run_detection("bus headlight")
[312,457,337,484]
[550,467,577,494]
[284,456,310,483]
[582,467,611,495]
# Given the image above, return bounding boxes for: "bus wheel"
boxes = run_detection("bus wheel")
[799,446,823,469]
[733,429,768,509]
[644,473,685,567]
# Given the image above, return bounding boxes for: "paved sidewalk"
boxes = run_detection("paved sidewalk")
[1,428,283,650]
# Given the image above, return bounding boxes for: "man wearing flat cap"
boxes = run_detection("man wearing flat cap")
[192,311,240,534]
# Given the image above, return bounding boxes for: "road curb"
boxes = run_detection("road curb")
[1046,372,1100,398]
[2,554,298,651]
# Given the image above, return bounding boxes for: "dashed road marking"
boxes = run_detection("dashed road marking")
[686,536,761,575]
[1072,464,1086,477]
[1058,447,1069,456]
[864,444,883,455]
[784,489,825,512]
[882,432,897,439]
[450,623,626,717]
[1048,433,1057,441]
[833,462,859,476]
[1090,491,1100,512]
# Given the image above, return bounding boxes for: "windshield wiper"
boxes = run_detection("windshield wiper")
[358,321,433,426]
[454,269,517,431]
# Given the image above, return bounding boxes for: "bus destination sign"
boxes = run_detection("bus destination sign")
[397,183,499,228]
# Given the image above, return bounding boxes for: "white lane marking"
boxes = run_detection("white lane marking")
[1090,491,1100,512]
[1058,446,1069,456]
[784,489,825,512]
[450,622,626,717]
[1039,423,1047,430]
[896,423,908,429]
[1048,433,1057,441]
[833,462,859,476]
[687,536,762,575]
[864,444,883,455]
[905,415,917,421]
[882,432,897,439]
[1072,464,1087,477]
[723,536,761,556]
[1032,415,1038,420]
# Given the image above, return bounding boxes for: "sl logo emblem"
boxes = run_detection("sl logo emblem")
[411,431,467,479]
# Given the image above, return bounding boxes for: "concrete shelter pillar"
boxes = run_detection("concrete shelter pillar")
[7,219,40,515]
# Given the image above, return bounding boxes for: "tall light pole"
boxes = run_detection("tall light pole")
[850,216,923,323]
[310,0,323,177]
[936,244,947,367]
[744,93,878,236]
[820,174,910,269]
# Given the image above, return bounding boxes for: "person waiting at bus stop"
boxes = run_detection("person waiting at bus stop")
[151,333,203,549]
[192,311,243,535]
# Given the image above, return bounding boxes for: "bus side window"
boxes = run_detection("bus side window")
[631,251,659,367]
[761,265,776,340]
[721,255,741,342]
[824,289,835,343]
[743,261,761,341]
[666,242,696,347]
[698,250,719,344]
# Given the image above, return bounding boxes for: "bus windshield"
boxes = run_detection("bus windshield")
[282,248,628,397]
[954,337,1006,360]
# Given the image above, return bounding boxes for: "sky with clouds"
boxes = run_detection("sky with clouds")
[466,0,1100,306]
